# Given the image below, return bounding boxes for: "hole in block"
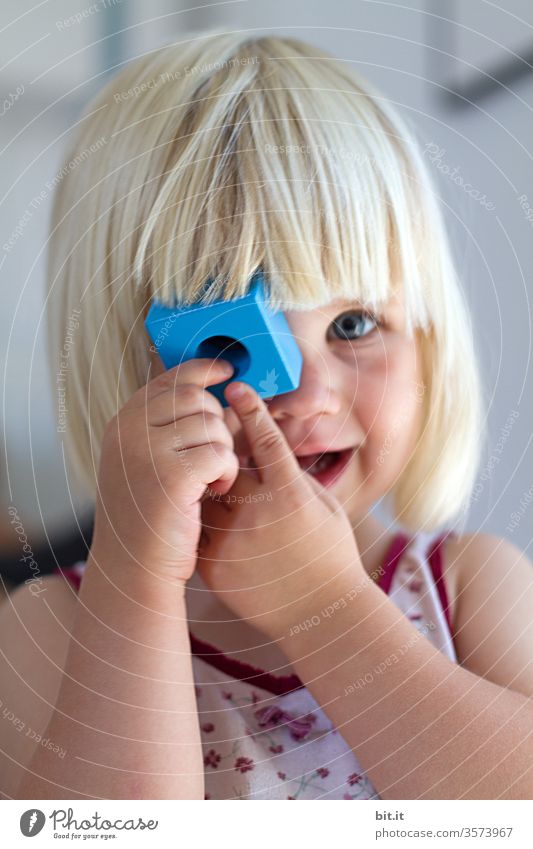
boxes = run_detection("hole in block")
[196,335,251,378]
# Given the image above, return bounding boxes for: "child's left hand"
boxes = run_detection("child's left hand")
[196,381,364,643]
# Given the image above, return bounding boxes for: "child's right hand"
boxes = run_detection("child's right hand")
[90,358,239,584]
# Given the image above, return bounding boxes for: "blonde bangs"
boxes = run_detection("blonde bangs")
[120,35,431,336]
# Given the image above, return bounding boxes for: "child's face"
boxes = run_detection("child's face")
[148,289,426,525]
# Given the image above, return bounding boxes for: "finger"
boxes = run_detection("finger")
[135,358,234,406]
[223,381,300,486]
[161,411,234,453]
[176,442,239,496]
[147,382,226,426]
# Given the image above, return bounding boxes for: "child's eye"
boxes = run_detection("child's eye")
[328,310,380,342]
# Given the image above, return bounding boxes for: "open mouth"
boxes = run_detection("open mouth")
[295,447,355,486]
[295,451,340,474]
[240,447,356,487]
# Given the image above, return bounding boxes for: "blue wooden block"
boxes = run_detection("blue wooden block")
[145,271,303,407]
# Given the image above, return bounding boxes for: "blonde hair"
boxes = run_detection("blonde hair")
[46,30,487,533]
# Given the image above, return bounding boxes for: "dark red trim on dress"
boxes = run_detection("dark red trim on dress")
[56,568,82,591]
[188,631,305,697]
[426,531,457,635]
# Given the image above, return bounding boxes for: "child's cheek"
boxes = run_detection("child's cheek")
[360,345,424,469]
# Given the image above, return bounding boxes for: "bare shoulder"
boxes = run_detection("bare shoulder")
[0,575,78,799]
[441,531,533,697]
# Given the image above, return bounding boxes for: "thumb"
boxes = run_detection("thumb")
[224,381,300,486]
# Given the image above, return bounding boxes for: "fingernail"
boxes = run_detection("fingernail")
[219,359,234,373]
[226,382,247,400]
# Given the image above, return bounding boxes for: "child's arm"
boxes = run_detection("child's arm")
[276,536,533,800]
[0,576,77,799]
[446,532,533,699]
[5,357,239,800]
[12,545,201,800]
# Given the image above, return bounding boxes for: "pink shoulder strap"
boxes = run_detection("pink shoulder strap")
[377,532,412,595]
[377,531,455,636]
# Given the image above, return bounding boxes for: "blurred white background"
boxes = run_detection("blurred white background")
[1,0,532,554]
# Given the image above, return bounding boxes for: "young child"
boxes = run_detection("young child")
[2,32,532,802]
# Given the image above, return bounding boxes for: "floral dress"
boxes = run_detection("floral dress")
[56,529,457,800]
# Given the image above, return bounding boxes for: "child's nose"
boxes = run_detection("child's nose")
[266,352,343,421]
